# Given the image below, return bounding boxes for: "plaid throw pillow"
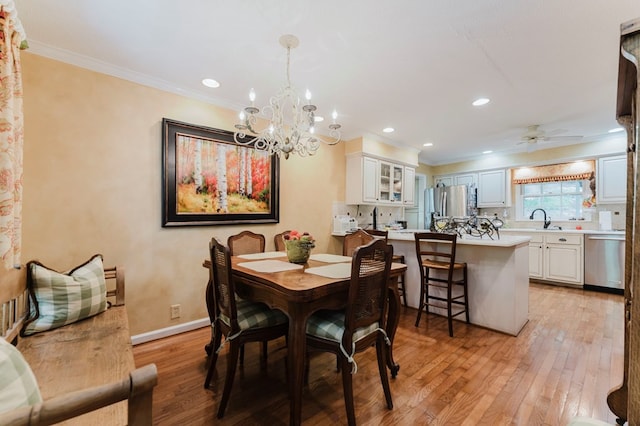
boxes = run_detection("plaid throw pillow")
[0,339,42,412]
[21,254,108,336]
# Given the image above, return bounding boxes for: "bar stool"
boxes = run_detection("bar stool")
[367,229,408,307]
[414,232,469,337]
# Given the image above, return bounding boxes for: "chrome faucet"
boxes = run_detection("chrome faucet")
[529,208,551,229]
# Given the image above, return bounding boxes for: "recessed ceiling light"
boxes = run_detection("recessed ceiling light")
[202,78,220,88]
[608,127,624,133]
[423,143,433,147]
[482,150,493,154]
[314,116,324,122]
[383,127,394,133]
[472,98,490,106]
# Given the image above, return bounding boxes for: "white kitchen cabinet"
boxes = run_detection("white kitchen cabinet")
[362,156,378,203]
[346,155,379,204]
[434,173,477,188]
[345,154,413,205]
[502,231,584,285]
[477,169,510,207]
[403,166,416,206]
[528,234,544,279]
[597,155,627,204]
[454,173,478,187]
[434,175,453,187]
[378,161,404,203]
[543,234,583,285]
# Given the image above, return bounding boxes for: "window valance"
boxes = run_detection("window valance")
[512,160,595,184]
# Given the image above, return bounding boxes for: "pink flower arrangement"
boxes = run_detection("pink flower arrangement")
[284,230,315,244]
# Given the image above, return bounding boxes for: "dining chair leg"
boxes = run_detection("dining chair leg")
[400,271,408,307]
[415,267,431,327]
[376,337,393,409]
[239,344,245,366]
[415,267,426,327]
[217,342,240,419]
[447,280,454,337]
[260,341,268,369]
[341,357,356,426]
[463,266,470,324]
[205,322,215,356]
[204,324,223,389]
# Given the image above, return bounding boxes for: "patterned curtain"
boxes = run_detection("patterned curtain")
[512,160,595,184]
[0,1,27,269]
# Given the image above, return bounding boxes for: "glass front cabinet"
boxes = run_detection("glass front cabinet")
[378,161,403,203]
[345,154,414,205]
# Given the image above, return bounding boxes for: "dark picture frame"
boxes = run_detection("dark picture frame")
[162,118,280,227]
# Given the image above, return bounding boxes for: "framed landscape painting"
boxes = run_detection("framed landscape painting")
[162,118,280,226]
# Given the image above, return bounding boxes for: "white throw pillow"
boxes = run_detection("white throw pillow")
[22,254,107,336]
[0,339,42,412]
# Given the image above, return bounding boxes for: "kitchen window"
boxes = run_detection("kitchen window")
[512,160,595,222]
[518,180,586,221]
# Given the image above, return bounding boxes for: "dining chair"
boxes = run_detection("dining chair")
[204,237,288,418]
[227,230,266,256]
[366,229,408,307]
[226,230,267,363]
[306,238,394,425]
[273,230,290,251]
[342,229,375,256]
[414,232,469,337]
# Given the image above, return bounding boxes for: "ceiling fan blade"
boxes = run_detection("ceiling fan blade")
[543,128,567,137]
[545,135,583,142]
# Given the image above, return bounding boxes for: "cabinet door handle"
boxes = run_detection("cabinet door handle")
[559,238,567,242]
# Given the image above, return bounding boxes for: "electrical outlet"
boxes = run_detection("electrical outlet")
[170,304,181,319]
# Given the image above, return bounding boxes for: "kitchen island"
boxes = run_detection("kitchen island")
[387,231,531,336]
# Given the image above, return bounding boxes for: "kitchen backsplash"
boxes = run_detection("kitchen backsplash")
[333,202,626,232]
[479,204,626,231]
[333,202,405,230]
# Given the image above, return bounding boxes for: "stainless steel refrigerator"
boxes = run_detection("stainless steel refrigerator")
[424,184,476,229]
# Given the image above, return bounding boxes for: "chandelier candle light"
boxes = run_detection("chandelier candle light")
[234,34,342,159]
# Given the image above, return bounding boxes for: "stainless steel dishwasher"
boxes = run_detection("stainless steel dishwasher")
[584,233,625,294]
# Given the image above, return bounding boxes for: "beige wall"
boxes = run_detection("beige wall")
[21,53,345,335]
[430,138,627,176]
[345,135,419,166]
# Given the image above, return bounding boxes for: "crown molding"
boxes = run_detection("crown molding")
[26,40,239,111]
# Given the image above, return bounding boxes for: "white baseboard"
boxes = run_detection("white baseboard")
[131,317,210,346]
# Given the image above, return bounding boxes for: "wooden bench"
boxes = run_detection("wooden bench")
[0,265,157,425]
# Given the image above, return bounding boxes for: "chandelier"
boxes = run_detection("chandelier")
[234,34,342,159]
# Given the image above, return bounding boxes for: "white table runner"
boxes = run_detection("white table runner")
[309,253,352,263]
[237,251,286,260]
[304,263,352,279]
[237,260,303,273]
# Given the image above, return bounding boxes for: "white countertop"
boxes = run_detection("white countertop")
[500,228,625,235]
[387,230,530,247]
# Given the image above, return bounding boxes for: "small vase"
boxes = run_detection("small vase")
[285,240,313,264]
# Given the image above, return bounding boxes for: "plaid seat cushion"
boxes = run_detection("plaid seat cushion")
[306,309,379,343]
[220,299,287,330]
[22,254,108,336]
[0,339,42,413]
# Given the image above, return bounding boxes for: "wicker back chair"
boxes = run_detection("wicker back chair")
[306,238,394,425]
[342,229,375,257]
[273,230,290,251]
[204,238,288,418]
[227,231,266,256]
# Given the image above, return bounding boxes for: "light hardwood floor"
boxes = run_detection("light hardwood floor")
[133,282,624,425]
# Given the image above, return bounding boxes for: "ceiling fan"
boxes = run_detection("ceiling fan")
[516,125,583,151]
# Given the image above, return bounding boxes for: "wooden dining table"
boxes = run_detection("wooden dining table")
[203,253,407,426]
